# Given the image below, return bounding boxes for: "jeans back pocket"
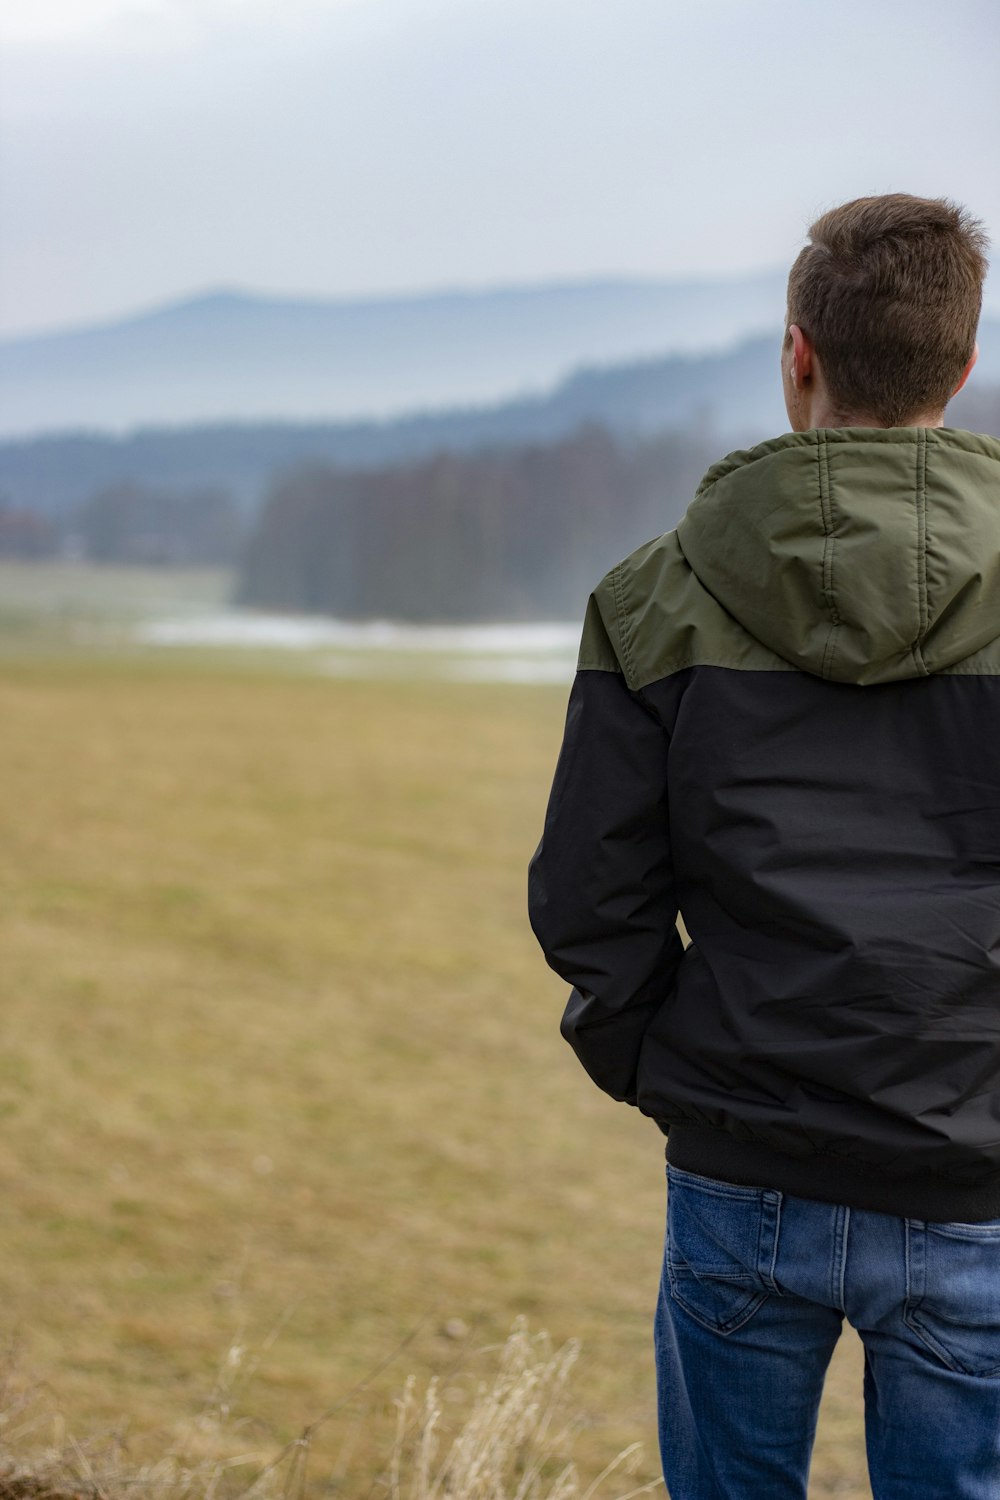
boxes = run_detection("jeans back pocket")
[903,1217,1000,1377]
[665,1164,783,1335]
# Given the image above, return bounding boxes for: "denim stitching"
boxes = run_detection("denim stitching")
[830,1204,848,1311]
[761,1192,782,1295]
[902,1216,1000,1375]
[839,1206,851,1313]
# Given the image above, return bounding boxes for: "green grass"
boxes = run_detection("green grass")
[0,566,871,1497]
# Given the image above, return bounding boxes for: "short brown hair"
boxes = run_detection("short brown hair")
[786,194,989,425]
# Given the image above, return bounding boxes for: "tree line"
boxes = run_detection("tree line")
[5,382,999,627]
[0,483,242,565]
[231,382,1000,622]
[233,424,719,621]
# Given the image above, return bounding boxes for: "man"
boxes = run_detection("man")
[527,195,1000,1499]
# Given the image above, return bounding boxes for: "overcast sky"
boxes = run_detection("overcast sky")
[1,0,998,338]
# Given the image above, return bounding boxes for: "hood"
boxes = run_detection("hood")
[675,426,1000,686]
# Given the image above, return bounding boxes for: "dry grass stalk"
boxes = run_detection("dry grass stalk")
[0,1336,283,1500]
[385,1319,661,1500]
[0,1324,661,1500]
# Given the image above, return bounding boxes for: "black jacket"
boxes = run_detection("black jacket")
[529,427,1000,1221]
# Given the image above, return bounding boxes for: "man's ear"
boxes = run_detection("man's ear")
[952,341,979,398]
[788,324,813,388]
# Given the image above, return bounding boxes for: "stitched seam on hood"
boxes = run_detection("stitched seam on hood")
[611,561,638,689]
[818,433,841,681]
[912,429,930,677]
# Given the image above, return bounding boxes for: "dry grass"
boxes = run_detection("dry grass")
[0,1324,660,1500]
[0,577,873,1497]
[386,1321,660,1500]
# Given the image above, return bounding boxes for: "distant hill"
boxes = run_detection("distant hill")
[1,326,997,520]
[0,333,776,516]
[0,273,791,438]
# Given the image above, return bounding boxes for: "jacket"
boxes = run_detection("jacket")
[528,425,1000,1222]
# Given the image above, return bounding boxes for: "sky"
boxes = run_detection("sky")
[1,0,999,338]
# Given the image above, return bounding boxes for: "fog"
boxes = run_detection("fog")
[3,0,998,337]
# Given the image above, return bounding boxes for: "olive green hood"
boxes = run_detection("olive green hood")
[675,427,1000,686]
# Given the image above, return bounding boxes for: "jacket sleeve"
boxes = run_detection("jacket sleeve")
[527,585,684,1107]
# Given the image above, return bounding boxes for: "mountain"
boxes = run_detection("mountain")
[2,325,998,520]
[0,274,791,438]
[0,332,777,516]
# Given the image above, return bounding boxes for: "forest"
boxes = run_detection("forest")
[3,379,999,622]
[233,424,720,621]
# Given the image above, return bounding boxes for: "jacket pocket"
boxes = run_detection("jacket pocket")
[903,1217,1000,1377]
[665,1163,783,1335]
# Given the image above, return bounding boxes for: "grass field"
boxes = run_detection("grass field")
[0,564,872,1497]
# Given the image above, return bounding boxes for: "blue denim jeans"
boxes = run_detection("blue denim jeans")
[655,1161,1000,1499]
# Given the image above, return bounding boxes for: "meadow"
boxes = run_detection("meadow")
[0,564,870,1497]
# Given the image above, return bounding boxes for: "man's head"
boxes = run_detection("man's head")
[782,194,989,431]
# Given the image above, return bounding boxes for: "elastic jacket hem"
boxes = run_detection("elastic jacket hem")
[664,1122,1000,1223]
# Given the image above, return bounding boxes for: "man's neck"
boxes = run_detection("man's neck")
[797,411,947,431]
[798,390,945,431]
